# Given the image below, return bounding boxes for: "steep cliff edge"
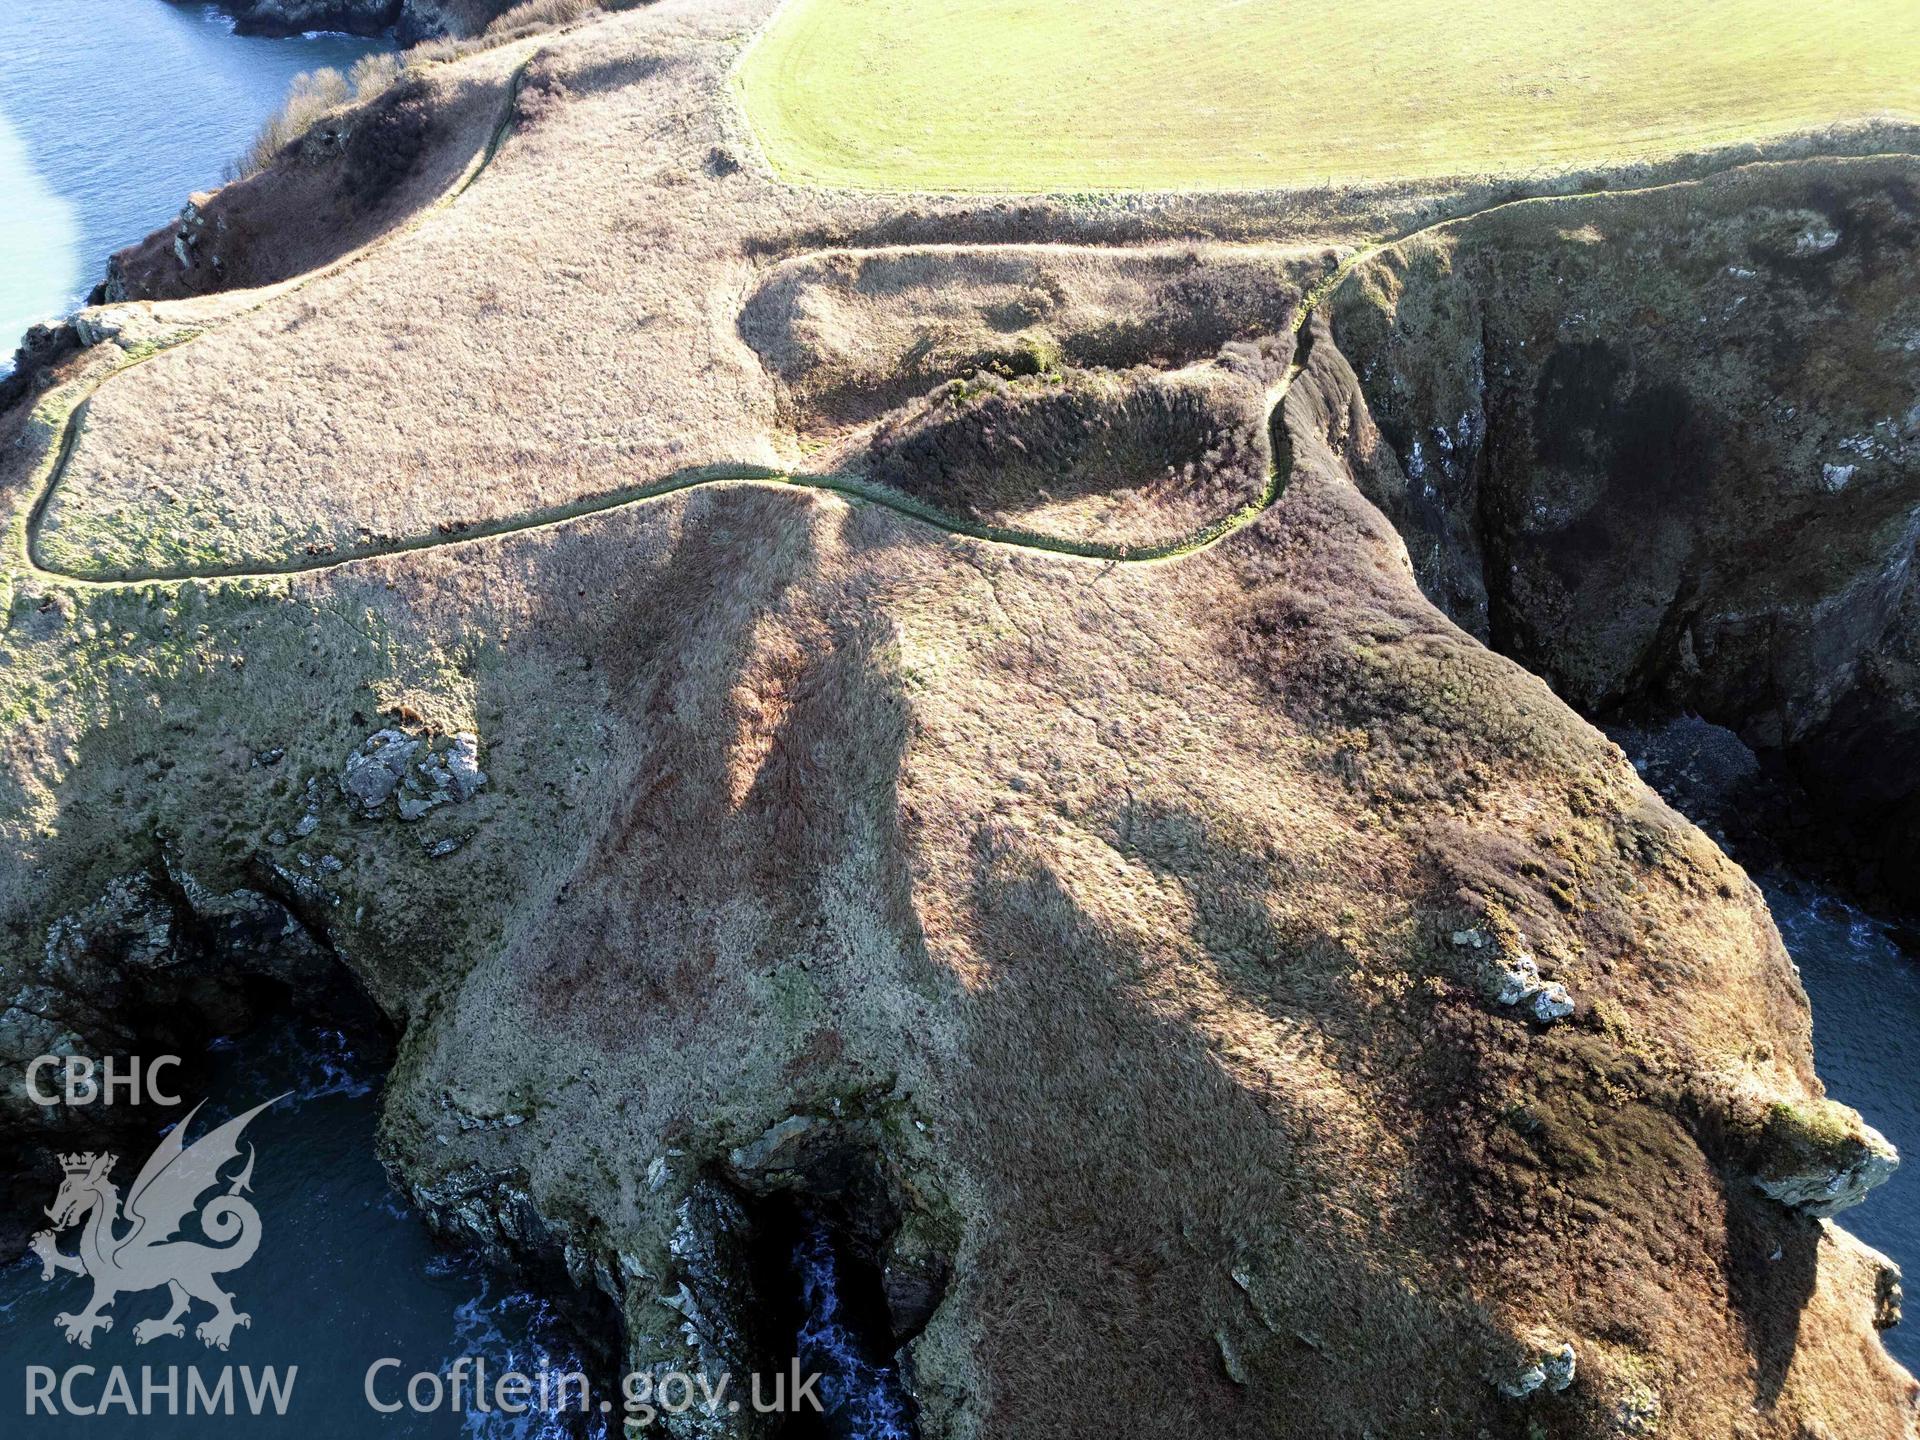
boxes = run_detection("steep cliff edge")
[102,53,523,303]
[2,2,1915,1436]
[205,0,519,42]
[1330,160,1920,903]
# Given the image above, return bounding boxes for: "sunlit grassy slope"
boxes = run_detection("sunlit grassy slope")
[736,0,1920,192]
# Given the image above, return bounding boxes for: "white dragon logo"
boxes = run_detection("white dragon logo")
[26,1095,284,1350]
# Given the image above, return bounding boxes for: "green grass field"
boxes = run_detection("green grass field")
[736,0,1920,192]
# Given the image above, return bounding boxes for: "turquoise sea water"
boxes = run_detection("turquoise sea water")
[0,0,384,363]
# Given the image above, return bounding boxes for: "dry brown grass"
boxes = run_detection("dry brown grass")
[855,361,1277,550]
[741,242,1322,434]
[107,49,523,307]
[227,51,428,182]
[485,0,598,32]
[231,67,354,180]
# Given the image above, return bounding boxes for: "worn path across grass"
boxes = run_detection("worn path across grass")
[20,145,1918,592]
[16,147,1920,592]
[10,19,1917,591]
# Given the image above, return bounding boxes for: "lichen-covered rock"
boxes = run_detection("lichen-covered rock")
[1489,952,1576,1023]
[1751,1100,1900,1217]
[341,728,422,811]
[1612,1380,1663,1437]
[444,732,487,800]
[1497,1340,1578,1398]
[1455,926,1576,1022]
[339,726,486,820]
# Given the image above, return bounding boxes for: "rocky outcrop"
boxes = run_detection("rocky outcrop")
[1497,1339,1578,1398]
[339,727,488,819]
[1749,1099,1902,1218]
[0,321,82,413]
[1452,925,1576,1022]
[209,0,518,42]
[1332,158,1920,905]
[5,857,335,1121]
[0,850,346,1250]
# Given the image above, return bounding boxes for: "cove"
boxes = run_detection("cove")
[0,0,386,368]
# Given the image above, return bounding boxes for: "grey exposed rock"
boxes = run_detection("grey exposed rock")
[291,776,323,837]
[1497,1340,1576,1398]
[339,726,487,820]
[1543,1342,1577,1392]
[44,873,178,977]
[404,1162,584,1295]
[70,310,124,348]
[660,1185,767,1392]
[161,849,328,980]
[1216,1329,1249,1385]
[341,729,421,812]
[1752,1101,1900,1217]
[1456,929,1574,1023]
[264,858,338,913]
[446,733,488,800]
[1498,1360,1549,1399]
[727,1113,825,1184]
[1794,224,1842,256]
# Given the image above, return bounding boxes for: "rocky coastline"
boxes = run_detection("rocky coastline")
[3,4,1916,1436]
[202,0,511,43]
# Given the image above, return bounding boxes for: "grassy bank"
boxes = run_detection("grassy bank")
[736,0,1920,192]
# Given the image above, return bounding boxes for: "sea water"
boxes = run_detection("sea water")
[0,1018,609,1437]
[1763,877,1919,1373]
[0,0,385,365]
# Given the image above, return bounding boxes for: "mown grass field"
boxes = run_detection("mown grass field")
[736,0,1920,192]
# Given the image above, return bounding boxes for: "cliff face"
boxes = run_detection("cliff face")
[208,0,516,42]
[103,63,512,304]
[2,2,1915,1437]
[1330,162,1920,900]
